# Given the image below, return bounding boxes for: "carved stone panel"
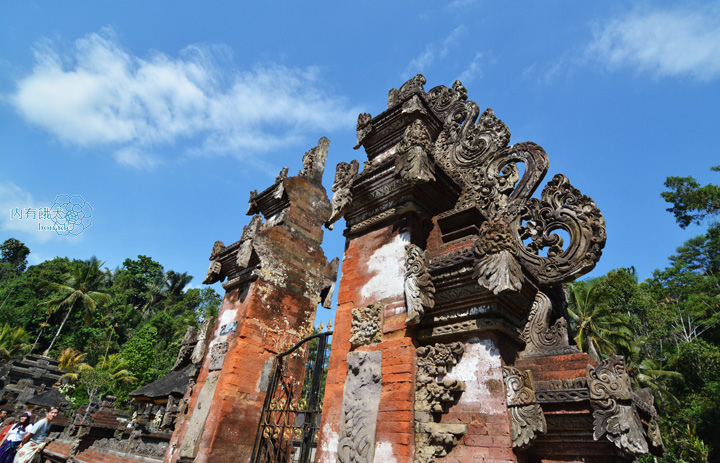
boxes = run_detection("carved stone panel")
[337,351,382,463]
[519,291,578,358]
[395,119,435,185]
[503,366,546,448]
[349,303,383,347]
[405,244,435,325]
[473,220,523,295]
[208,341,229,372]
[415,342,466,463]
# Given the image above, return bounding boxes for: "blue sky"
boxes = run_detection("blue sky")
[1,1,719,326]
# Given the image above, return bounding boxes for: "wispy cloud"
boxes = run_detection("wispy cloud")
[458,52,483,84]
[0,183,66,243]
[8,28,359,169]
[404,26,468,77]
[587,5,720,80]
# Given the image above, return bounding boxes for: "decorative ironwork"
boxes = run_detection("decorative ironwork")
[251,331,333,463]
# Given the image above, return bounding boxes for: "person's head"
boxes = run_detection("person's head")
[0,410,6,420]
[46,408,59,422]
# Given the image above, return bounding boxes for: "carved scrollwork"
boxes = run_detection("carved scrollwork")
[395,120,435,185]
[397,74,427,102]
[426,80,468,118]
[354,113,373,149]
[457,142,549,216]
[587,355,656,456]
[519,290,578,357]
[349,303,383,347]
[473,220,523,295]
[326,160,359,230]
[514,174,606,285]
[405,244,435,324]
[503,366,546,448]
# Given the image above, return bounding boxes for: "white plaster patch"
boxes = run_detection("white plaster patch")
[373,441,398,463]
[444,338,504,414]
[317,424,339,463]
[218,308,238,330]
[360,232,409,301]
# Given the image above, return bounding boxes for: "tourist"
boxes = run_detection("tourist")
[0,412,31,463]
[0,417,14,444]
[13,408,57,463]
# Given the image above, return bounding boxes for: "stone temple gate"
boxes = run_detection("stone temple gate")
[166,75,664,463]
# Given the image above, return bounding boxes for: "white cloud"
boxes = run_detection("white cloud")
[404,26,467,77]
[0,183,60,243]
[9,28,359,168]
[587,5,720,80]
[458,52,483,83]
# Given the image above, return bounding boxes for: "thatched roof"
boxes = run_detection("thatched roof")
[129,364,194,402]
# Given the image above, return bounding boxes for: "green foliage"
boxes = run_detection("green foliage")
[0,238,30,273]
[662,166,720,228]
[0,323,30,363]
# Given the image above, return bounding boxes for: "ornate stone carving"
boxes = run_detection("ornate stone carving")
[325,160,359,230]
[426,80,467,118]
[587,356,647,455]
[473,221,523,295]
[395,120,435,185]
[349,303,383,347]
[172,326,198,371]
[503,366,546,448]
[90,437,168,459]
[515,174,606,285]
[337,351,382,463]
[354,113,373,149]
[519,291,578,357]
[299,137,329,184]
[208,341,229,372]
[237,214,263,269]
[210,240,225,260]
[404,244,435,325]
[191,317,212,365]
[397,74,427,102]
[415,342,466,463]
[203,260,223,285]
[416,423,467,463]
[275,166,289,183]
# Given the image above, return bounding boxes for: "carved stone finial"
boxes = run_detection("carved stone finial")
[209,241,226,260]
[404,244,435,325]
[354,113,373,149]
[247,189,259,215]
[587,356,648,455]
[325,160,360,230]
[395,120,435,185]
[503,366,546,448]
[473,221,523,295]
[237,214,263,269]
[275,166,289,183]
[300,137,329,184]
[349,303,383,347]
[520,291,578,358]
[397,74,427,102]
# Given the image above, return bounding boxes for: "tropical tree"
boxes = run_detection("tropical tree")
[77,354,136,419]
[623,338,681,411]
[57,347,89,383]
[0,323,30,363]
[39,256,111,355]
[661,165,720,228]
[566,278,633,361]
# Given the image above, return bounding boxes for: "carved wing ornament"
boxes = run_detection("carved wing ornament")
[513,174,607,285]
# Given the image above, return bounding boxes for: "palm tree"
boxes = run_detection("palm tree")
[57,347,89,383]
[39,257,111,356]
[78,354,136,421]
[164,270,193,305]
[0,323,30,363]
[624,338,681,411]
[566,278,633,361]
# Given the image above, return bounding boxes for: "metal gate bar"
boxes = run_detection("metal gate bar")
[251,330,332,463]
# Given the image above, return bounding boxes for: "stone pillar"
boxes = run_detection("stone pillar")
[318,75,659,463]
[165,139,338,463]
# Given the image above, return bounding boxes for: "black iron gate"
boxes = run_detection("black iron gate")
[251,330,332,463]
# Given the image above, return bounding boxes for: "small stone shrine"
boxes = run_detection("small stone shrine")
[165,75,664,463]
